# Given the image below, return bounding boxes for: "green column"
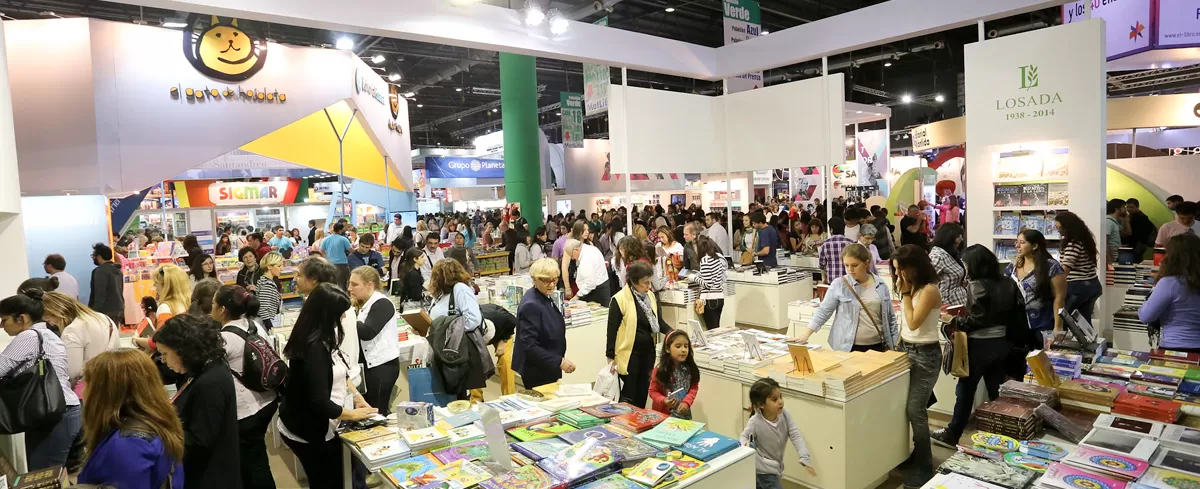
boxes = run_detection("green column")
[500,53,543,231]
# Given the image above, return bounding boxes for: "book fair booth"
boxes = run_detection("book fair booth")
[3,1,1200,489]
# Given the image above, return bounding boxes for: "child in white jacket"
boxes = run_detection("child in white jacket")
[740,378,816,489]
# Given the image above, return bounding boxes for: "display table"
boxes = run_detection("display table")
[658,283,738,331]
[729,268,813,331]
[690,368,910,489]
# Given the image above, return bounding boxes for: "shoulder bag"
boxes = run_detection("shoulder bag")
[842,276,888,351]
[740,231,758,265]
[0,329,67,434]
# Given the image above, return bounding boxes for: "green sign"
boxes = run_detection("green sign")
[561,92,584,149]
[582,17,610,116]
[1019,64,1039,90]
[722,0,760,25]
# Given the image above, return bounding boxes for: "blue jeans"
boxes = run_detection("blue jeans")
[756,474,782,489]
[1065,278,1102,329]
[900,342,942,487]
[26,404,82,470]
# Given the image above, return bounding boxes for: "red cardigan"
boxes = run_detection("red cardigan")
[647,367,699,415]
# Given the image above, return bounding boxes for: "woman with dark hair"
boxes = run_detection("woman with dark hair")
[1140,234,1200,351]
[215,234,233,256]
[1054,211,1102,326]
[890,245,943,488]
[607,261,674,407]
[0,289,81,470]
[182,235,202,261]
[212,285,278,489]
[295,257,360,387]
[930,223,968,307]
[688,235,728,330]
[612,236,664,290]
[427,260,488,399]
[235,247,261,292]
[152,314,239,489]
[931,245,1026,449]
[17,276,58,294]
[799,219,827,254]
[279,284,377,489]
[188,278,222,316]
[1006,229,1067,351]
[392,248,427,303]
[188,254,218,283]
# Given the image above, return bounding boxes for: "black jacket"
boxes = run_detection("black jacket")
[236,266,262,289]
[958,278,1031,345]
[174,361,241,489]
[280,342,344,444]
[88,262,124,316]
[511,289,567,389]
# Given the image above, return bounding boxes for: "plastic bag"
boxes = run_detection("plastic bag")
[593,362,622,401]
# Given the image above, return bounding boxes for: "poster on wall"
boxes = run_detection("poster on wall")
[855,129,888,193]
[885,156,924,195]
[722,0,763,93]
[424,157,505,179]
[1156,0,1200,48]
[565,140,687,194]
[561,92,585,149]
[791,167,823,204]
[1063,0,1152,60]
[830,163,857,200]
[582,18,611,115]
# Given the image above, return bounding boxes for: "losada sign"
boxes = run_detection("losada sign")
[170,14,287,104]
[208,181,288,205]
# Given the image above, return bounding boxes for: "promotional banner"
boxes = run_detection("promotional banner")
[1157,0,1200,48]
[855,129,888,193]
[561,92,585,149]
[830,163,857,200]
[752,170,771,186]
[424,156,505,179]
[790,167,823,204]
[109,187,153,235]
[1063,0,1152,60]
[565,140,686,194]
[582,17,610,116]
[722,0,763,93]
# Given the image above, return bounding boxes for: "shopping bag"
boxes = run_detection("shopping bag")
[593,363,622,402]
[407,366,456,407]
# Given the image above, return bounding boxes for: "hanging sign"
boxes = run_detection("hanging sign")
[1063,0,1152,60]
[561,92,585,149]
[723,0,763,93]
[1157,0,1200,48]
[425,157,505,179]
[208,181,289,206]
[582,17,611,116]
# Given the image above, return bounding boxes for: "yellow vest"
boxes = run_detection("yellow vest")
[611,286,659,375]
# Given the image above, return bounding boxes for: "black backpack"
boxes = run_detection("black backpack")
[222,320,287,392]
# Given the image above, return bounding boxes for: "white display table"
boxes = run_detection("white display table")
[729,269,813,331]
[690,367,911,489]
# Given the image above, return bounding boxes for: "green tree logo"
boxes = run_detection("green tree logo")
[1019,65,1039,90]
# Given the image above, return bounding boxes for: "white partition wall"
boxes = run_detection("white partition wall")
[724,75,845,172]
[609,86,725,174]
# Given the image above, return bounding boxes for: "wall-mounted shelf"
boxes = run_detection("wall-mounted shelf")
[993,234,1061,240]
[993,206,1069,212]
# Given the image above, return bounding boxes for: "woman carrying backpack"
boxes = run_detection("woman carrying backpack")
[212,285,279,489]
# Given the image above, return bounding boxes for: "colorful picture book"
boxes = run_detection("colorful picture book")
[1019,214,1044,236]
[580,403,639,419]
[1020,183,1048,207]
[382,454,442,487]
[445,424,486,445]
[994,185,1022,207]
[507,419,579,442]
[1038,462,1126,489]
[511,438,571,461]
[938,452,1038,489]
[1002,452,1049,473]
[576,474,645,489]
[996,213,1020,236]
[1019,441,1068,461]
[1139,467,1200,489]
[535,438,619,483]
[638,418,706,447]
[1047,183,1069,207]
[602,437,662,466]
[678,430,739,462]
[627,459,676,487]
[558,426,624,445]
[395,402,436,430]
[610,410,667,434]
[406,459,493,488]
[357,436,411,462]
[340,426,396,445]
[432,440,491,464]
[401,427,450,449]
[1062,445,1148,481]
[478,464,559,489]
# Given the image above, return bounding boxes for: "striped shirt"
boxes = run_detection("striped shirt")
[0,323,80,406]
[694,255,729,300]
[256,274,282,321]
[1059,241,1098,282]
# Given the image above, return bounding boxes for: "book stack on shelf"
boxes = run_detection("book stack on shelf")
[990,147,1070,258]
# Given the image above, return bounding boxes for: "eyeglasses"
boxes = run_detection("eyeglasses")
[534,276,558,285]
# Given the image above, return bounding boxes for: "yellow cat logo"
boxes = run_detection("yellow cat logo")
[389,84,401,120]
[183,14,267,82]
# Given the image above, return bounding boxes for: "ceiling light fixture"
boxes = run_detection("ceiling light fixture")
[162,21,187,28]
[388,73,401,82]
[404,92,415,98]
[458,118,462,121]
[934,94,945,102]
[456,87,463,92]
[548,9,569,35]
[883,62,892,67]
[492,108,498,113]
[901,94,913,104]
[665,7,675,12]
[760,30,770,35]
[417,104,423,108]
[335,37,354,50]
[524,0,545,26]
[371,54,385,64]
[556,112,562,116]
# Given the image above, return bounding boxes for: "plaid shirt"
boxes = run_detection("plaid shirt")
[818,235,856,283]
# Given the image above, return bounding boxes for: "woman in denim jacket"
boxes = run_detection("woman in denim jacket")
[792,243,899,352]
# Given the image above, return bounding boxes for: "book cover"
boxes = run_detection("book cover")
[1114,393,1182,418]
[1152,350,1200,365]
[511,438,571,461]
[1093,414,1165,439]
[581,403,639,419]
[478,464,558,489]
[401,427,449,447]
[1138,365,1188,378]
[996,213,1020,236]
[969,432,1020,453]
[639,418,706,447]
[1125,383,1178,400]
[1160,425,1200,454]
[678,431,739,462]
[1038,462,1126,489]
[576,474,645,489]
[535,438,619,483]
[357,436,410,462]
[1139,467,1200,489]
[924,472,1008,489]
[1087,364,1138,380]
[938,452,1037,489]
[432,440,491,464]
[1002,452,1049,473]
[1100,355,1148,368]
[382,454,442,487]
[10,467,64,489]
[959,445,1005,460]
[610,410,667,433]
[1109,349,1151,361]
[438,411,482,430]
[1048,183,1069,207]
[558,426,624,445]
[1151,447,1200,477]
[627,459,675,487]
[341,426,397,445]
[994,185,1021,207]
[1062,446,1148,480]
[507,418,579,442]
[407,460,492,488]
[663,456,708,483]
[1020,183,1048,207]
[395,402,436,430]
[1080,429,1160,461]
[602,437,662,465]
[446,424,486,445]
[1020,214,1044,235]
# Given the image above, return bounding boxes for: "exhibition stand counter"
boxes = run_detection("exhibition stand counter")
[728,268,813,331]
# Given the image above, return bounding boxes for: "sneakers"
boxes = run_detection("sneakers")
[930,428,959,449]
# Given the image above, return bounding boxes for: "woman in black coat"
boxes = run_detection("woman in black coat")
[512,258,577,389]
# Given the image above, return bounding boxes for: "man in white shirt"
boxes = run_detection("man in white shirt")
[385,213,405,246]
[704,212,732,257]
[419,233,445,282]
[43,254,79,299]
[567,239,612,305]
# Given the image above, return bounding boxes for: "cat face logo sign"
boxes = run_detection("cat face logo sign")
[183,14,268,82]
[389,84,401,120]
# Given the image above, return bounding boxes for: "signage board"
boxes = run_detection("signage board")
[1157,0,1200,48]
[1063,0,1153,60]
[355,67,386,106]
[722,0,763,93]
[424,157,505,179]
[208,181,289,206]
[561,92,585,149]
[582,17,611,116]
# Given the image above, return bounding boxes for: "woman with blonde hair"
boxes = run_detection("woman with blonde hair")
[256,251,284,330]
[415,220,430,244]
[632,224,649,243]
[76,349,184,489]
[310,228,327,251]
[347,266,400,415]
[154,264,191,324]
[40,291,121,389]
[428,259,488,399]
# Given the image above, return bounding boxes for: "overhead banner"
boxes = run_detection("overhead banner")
[1157,0,1200,48]
[855,129,888,193]
[561,92,585,149]
[1063,0,1152,60]
[424,156,505,179]
[582,17,610,116]
[722,0,763,93]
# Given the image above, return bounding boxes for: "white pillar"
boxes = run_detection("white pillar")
[622,67,633,231]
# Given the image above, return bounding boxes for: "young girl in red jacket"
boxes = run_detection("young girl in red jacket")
[648,329,701,419]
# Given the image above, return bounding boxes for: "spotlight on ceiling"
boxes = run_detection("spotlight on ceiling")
[416,104,423,108]
[162,21,187,28]
[900,94,913,104]
[760,30,770,35]
[665,7,675,12]
[388,73,401,82]
[371,54,385,64]
[524,0,545,26]
[403,92,415,98]
[548,9,569,35]
[883,62,892,67]
[934,94,945,103]
[492,108,498,113]
[456,87,463,92]
[556,112,562,116]
[335,37,354,50]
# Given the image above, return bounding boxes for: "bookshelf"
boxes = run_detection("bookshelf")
[990,147,1070,262]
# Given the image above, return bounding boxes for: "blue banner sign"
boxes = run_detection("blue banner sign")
[425,157,505,179]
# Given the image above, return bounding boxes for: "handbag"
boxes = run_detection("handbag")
[942,320,970,377]
[693,297,705,315]
[740,232,758,265]
[843,276,889,351]
[0,329,67,434]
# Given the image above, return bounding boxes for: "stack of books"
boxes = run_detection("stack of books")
[601,437,661,467]
[1034,404,1090,443]
[1112,393,1182,423]
[1130,365,1187,388]
[1083,364,1137,385]
[444,424,486,445]
[510,438,571,462]
[558,426,623,445]
[1097,354,1148,369]
[608,409,667,434]
[539,397,582,413]
[1046,351,1084,379]
[394,402,436,430]
[974,398,1042,440]
[408,459,493,488]
[819,350,910,401]
[1126,383,1178,400]
[1092,414,1165,440]
[1058,379,1121,414]
[678,430,739,462]
[1159,424,1200,453]
[580,403,638,420]
[535,439,620,485]
[635,418,706,449]
[1151,349,1200,366]
[555,383,595,398]
[381,454,441,487]
[1035,462,1126,489]
[340,426,412,465]
[998,380,1059,407]
[938,451,1039,489]
[400,426,450,454]
[558,410,605,429]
